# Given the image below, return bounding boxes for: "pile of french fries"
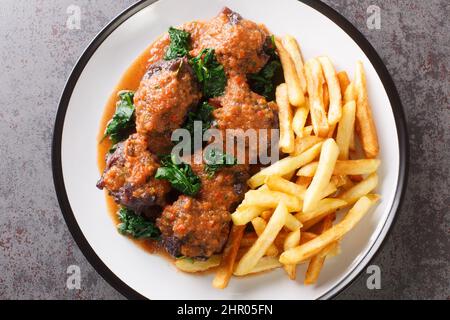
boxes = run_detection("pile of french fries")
[177,35,381,289]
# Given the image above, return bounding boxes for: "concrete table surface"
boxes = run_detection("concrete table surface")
[0,0,448,300]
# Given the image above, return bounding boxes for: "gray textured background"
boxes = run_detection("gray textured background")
[0,0,448,300]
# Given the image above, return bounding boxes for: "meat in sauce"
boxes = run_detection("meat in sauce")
[99,8,279,260]
[97,133,170,216]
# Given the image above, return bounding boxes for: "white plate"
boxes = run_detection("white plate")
[53,0,408,300]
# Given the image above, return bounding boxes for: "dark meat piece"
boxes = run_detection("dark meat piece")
[191,8,270,75]
[134,57,202,146]
[157,155,248,258]
[97,133,170,215]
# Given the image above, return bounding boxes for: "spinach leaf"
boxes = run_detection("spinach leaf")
[104,91,135,144]
[155,154,201,196]
[247,35,282,101]
[117,207,160,239]
[183,101,215,138]
[164,27,191,60]
[190,48,227,98]
[203,149,237,178]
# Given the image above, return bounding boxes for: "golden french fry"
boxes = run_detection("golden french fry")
[235,202,288,275]
[213,225,245,289]
[303,139,340,212]
[300,232,317,244]
[285,213,303,231]
[275,38,305,107]
[248,142,323,188]
[265,175,307,199]
[283,229,301,279]
[176,255,221,273]
[296,198,347,229]
[282,35,307,93]
[305,58,329,137]
[337,71,351,93]
[344,82,357,103]
[354,61,379,158]
[343,82,357,152]
[323,82,329,112]
[318,56,342,125]
[336,101,356,160]
[297,159,380,177]
[296,175,312,189]
[231,205,265,226]
[321,181,337,199]
[339,173,378,204]
[234,256,282,276]
[244,189,302,212]
[252,217,279,257]
[330,175,349,188]
[327,123,337,138]
[292,106,309,138]
[276,83,295,153]
[260,210,274,221]
[304,214,334,284]
[280,196,378,264]
[292,135,324,156]
[302,125,313,136]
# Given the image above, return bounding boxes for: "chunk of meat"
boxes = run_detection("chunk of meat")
[157,155,248,258]
[97,133,170,216]
[191,7,270,75]
[212,75,279,163]
[134,57,202,139]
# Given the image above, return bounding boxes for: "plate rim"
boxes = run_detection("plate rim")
[52,0,409,300]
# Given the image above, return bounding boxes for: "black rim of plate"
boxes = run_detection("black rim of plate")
[52,0,409,300]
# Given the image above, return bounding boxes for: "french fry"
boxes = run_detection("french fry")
[303,139,340,212]
[283,229,301,279]
[297,159,380,177]
[280,196,377,264]
[248,142,323,188]
[252,218,279,257]
[296,198,347,229]
[337,71,350,93]
[305,58,329,137]
[330,175,349,188]
[343,82,357,151]
[336,101,356,160]
[292,106,309,138]
[275,38,305,107]
[292,135,323,156]
[235,202,288,275]
[285,213,303,231]
[276,83,295,153]
[323,82,329,112]
[260,210,274,221]
[265,175,307,199]
[213,225,245,289]
[295,175,312,189]
[327,123,337,138]
[302,125,313,136]
[354,61,379,158]
[244,189,302,212]
[176,255,221,273]
[300,232,317,244]
[231,205,265,226]
[304,214,334,284]
[234,256,282,276]
[318,56,342,126]
[339,173,378,205]
[344,82,357,103]
[282,35,307,93]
